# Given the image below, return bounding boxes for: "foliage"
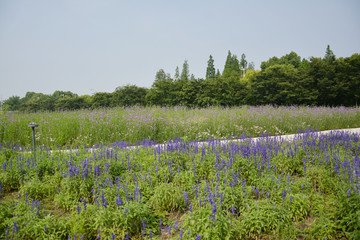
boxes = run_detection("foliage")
[1,105,360,149]
[1,118,360,239]
[3,46,360,111]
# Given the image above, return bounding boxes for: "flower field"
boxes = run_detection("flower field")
[1,105,360,149]
[0,106,360,239]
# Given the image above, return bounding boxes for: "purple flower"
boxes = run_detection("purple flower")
[142,219,146,231]
[195,234,202,240]
[116,194,123,206]
[231,205,236,215]
[159,218,162,231]
[112,233,116,240]
[173,220,178,230]
[13,221,19,233]
[282,189,287,200]
[212,204,217,220]
[124,233,130,240]
[77,204,81,214]
[81,198,87,210]
[183,191,189,205]
[347,189,351,197]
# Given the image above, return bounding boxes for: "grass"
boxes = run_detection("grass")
[0,128,359,239]
[0,105,359,239]
[1,105,360,149]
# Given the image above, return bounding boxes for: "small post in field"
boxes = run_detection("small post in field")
[28,122,39,160]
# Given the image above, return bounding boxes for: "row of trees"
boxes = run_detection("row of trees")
[2,46,360,111]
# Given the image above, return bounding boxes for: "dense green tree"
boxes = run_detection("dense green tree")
[240,53,247,70]
[196,78,219,107]
[79,95,92,109]
[215,76,247,106]
[248,62,255,70]
[20,93,55,112]
[54,96,87,110]
[112,84,148,107]
[344,53,360,105]
[222,51,241,78]
[52,90,77,100]
[206,55,216,79]
[180,60,190,81]
[2,96,21,111]
[146,69,176,106]
[324,45,336,62]
[248,64,298,105]
[282,51,301,68]
[306,57,337,106]
[178,79,202,107]
[215,69,221,78]
[155,69,169,82]
[260,51,301,70]
[91,92,112,108]
[174,66,180,81]
[260,56,280,71]
[332,53,360,106]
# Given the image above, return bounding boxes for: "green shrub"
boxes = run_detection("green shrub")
[149,182,186,213]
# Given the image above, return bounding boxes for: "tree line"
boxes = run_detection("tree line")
[2,45,360,112]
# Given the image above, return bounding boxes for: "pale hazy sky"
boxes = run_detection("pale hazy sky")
[0,0,359,100]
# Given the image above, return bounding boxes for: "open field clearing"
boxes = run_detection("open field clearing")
[1,105,360,149]
[1,106,360,239]
[1,127,360,239]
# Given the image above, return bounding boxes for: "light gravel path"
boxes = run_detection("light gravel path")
[55,127,360,153]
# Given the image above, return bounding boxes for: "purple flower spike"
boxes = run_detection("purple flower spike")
[231,205,236,215]
[13,221,19,233]
[195,234,202,240]
[142,219,146,230]
[116,194,123,206]
[183,191,189,205]
[77,204,81,214]
[282,189,287,200]
[173,220,178,230]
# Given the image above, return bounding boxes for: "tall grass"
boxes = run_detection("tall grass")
[1,105,360,148]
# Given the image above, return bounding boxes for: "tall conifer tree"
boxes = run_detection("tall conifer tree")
[206,55,216,79]
[181,60,190,81]
[223,50,241,78]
